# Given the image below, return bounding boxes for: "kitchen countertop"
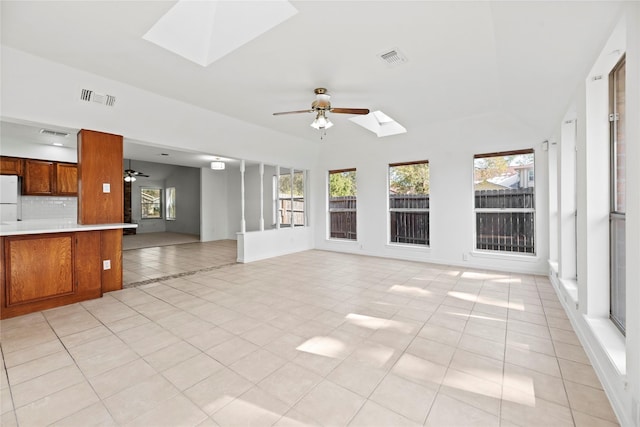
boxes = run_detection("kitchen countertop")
[0,219,137,236]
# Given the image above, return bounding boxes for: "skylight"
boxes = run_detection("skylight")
[143,0,297,67]
[350,110,407,137]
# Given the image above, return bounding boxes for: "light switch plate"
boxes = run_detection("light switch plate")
[103,260,111,270]
[103,183,110,193]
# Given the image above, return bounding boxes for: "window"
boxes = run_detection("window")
[328,169,356,240]
[277,168,305,227]
[389,161,430,246]
[141,187,162,219]
[166,187,176,220]
[609,56,626,334]
[293,170,305,227]
[474,149,535,254]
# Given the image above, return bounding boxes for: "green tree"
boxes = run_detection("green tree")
[329,170,356,197]
[279,170,305,197]
[474,156,509,182]
[390,163,429,194]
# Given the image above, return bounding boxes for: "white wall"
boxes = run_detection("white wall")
[165,166,200,235]
[226,167,242,238]
[549,8,640,426]
[313,112,549,275]
[200,167,230,241]
[244,163,262,232]
[1,47,318,170]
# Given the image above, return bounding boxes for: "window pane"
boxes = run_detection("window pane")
[389,161,429,246]
[293,170,304,226]
[166,187,176,220]
[279,170,292,227]
[474,151,535,254]
[329,169,356,240]
[141,187,162,219]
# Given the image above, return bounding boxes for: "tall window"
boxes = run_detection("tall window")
[328,169,356,240]
[166,187,176,220]
[277,169,305,227]
[141,187,162,219]
[389,161,430,246]
[609,56,626,334]
[474,149,535,254]
[278,170,292,227]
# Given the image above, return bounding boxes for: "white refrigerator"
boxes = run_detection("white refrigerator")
[0,175,19,221]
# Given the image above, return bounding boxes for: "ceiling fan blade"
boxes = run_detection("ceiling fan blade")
[330,108,370,115]
[273,109,314,116]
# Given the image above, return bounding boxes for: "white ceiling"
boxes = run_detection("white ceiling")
[0,1,624,163]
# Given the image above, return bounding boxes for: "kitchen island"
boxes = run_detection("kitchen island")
[0,219,136,319]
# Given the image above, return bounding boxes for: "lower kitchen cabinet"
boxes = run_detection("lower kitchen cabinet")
[0,230,106,319]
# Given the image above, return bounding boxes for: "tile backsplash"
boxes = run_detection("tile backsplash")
[21,196,77,220]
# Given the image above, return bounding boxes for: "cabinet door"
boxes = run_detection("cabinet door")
[56,163,78,196]
[24,160,54,195]
[5,234,74,306]
[0,157,23,176]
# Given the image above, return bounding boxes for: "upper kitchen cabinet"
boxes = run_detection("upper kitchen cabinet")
[22,159,78,196]
[23,159,54,195]
[56,163,78,195]
[0,156,23,176]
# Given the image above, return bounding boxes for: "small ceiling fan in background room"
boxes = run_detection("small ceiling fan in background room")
[273,88,369,139]
[124,159,149,182]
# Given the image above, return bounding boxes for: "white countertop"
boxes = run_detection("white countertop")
[0,219,137,236]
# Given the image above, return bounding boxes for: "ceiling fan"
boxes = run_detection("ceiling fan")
[123,159,149,182]
[273,88,369,136]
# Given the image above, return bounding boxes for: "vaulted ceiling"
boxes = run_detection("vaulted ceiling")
[0,1,624,146]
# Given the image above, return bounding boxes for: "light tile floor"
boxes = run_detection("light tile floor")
[123,240,237,287]
[1,249,620,426]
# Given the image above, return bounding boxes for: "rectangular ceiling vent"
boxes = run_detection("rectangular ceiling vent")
[379,48,407,66]
[39,129,69,137]
[80,88,116,107]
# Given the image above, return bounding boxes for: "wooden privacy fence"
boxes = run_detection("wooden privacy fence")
[389,194,430,245]
[475,188,535,253]
[329,196,357,239]
[279,198,305,226]
[329,189,535,253]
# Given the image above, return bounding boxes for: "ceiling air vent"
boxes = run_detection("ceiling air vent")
[80,88,116,107]
[39,129,69,137]
[379,48,407,66]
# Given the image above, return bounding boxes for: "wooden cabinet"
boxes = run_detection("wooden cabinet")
[78,130,123,224]
[22,159,78,196]
[0,157,23,175]
[23,159,55,195]
[56,163,78,195]
[0,231,103,319]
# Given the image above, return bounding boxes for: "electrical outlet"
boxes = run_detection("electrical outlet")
[103,260,111,270]
[463,253,469,261]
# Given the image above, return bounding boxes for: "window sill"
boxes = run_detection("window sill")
[471,250,538,262]
[386,243,431,252]
[584,315,626,376]
[326,238,358,244]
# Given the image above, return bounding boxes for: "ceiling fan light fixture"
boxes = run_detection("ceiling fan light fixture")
[310,111,333,130]
[124,175,136,182]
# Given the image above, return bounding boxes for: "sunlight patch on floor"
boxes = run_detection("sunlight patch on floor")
[296,336,348,359]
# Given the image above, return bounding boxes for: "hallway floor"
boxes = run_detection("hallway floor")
[1,249,619,426]
[123,239,237,287]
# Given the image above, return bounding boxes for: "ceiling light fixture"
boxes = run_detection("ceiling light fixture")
[52,142,64,147]
[310,110,333,130]
[211,161,225,170]
[124,175,136,182]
